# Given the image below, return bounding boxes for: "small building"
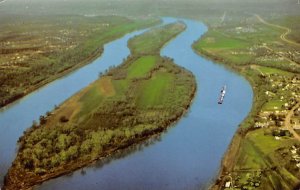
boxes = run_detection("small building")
[225,181,231,188]
[275,136,281,140]
[293,125,300,130]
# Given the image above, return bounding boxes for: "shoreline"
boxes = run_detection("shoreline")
[194,15,300,188]
[192,46,258,190]
[0,47,103,110]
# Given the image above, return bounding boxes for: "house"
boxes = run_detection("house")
[275,136,281,140]
[225,181,231,188]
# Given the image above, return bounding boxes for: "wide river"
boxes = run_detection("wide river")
[0,18,253,190]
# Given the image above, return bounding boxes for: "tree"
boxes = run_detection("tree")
[39,115,47,125]
[56,134,71,151]
[60,115,69,123]
[32,120,38,128]
[98,71,103,78]
[66,145,79,160]
[24,158,34,170]
[80,139,92,155]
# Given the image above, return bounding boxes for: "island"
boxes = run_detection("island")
[4,22,196,190]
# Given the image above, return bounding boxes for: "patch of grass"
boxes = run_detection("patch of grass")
[256,66,293,76]
[226,53,254,64]
[235,129,299,189]
[194,30,249,50]
[128,22,186,55]
[262,100,286,111]
[136,71,174,108]
[78,84,103,117]
[247,129,292,154]
[194,30,255,66]
[235,138,267,170]
[127,56,157,79]
[112,79,129,96]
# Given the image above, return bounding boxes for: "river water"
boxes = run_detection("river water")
[0,18,253,189]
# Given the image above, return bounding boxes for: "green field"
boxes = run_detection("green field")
[234,129,299,189]
[137,71,174,108]
[128,22,186,55]
[78,84,103,117]
[256,66,293,76]
[194,30,249,49]
[194,30,253,65]
[193,19,300,73]
[262,100,286,111]
[127,56,157,79]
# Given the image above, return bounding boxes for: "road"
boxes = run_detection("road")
[262,44,299,66]
[284,101,300,141]
[221,11,226,23]
[255,14,300,47]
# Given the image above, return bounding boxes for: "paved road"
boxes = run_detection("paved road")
[255,14,300,47]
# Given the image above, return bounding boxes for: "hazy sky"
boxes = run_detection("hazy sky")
[0,0,299,17]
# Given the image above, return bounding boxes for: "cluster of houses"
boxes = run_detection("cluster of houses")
[255,74,300,130]
[235,26,257,34]
[291,146,300,168]
[0,28,81,69]
[292,108,300,130]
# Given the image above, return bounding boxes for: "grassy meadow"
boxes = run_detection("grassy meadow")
[233,129,299,189]
[128,22,185,55]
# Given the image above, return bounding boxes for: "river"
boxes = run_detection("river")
[0,18,253,190]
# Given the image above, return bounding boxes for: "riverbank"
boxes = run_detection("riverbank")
[0,47,102,109]
[193,44,260,190]
[0,15,160,109]
[194,13,300,189]
[4,22,198,190]
[195,51,259,190]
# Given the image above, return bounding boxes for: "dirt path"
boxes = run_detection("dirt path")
[255,14,300,47]
[284,101,300,141]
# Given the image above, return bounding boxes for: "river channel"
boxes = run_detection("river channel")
[0,18,253,190]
